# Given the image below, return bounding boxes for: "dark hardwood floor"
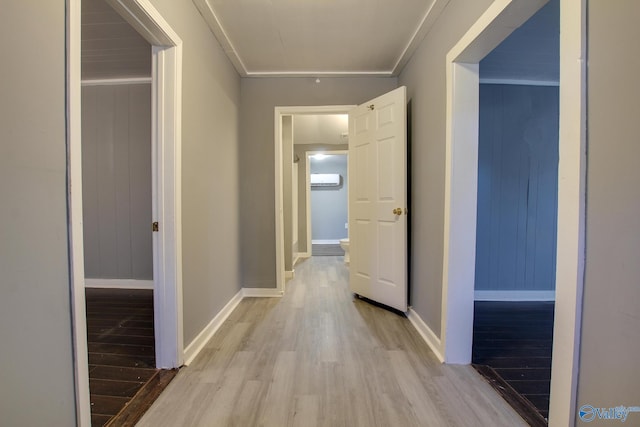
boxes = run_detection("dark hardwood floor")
[472,301,554,425]
[86,288,177,427]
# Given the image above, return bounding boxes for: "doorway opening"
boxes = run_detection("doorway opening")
[308,151,349,258]
[274,107,355,293]
[470,0,559,424]
[442,0,586,426]
[68,0,183,424]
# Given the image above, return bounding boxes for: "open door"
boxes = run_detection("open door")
[348,86,408,312]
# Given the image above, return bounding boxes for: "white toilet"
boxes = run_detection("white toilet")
[339,238,350,265]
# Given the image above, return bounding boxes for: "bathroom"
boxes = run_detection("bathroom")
[309,153,349,261]
[291,114,350,266]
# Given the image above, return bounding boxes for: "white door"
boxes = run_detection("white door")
[348,86,408,312]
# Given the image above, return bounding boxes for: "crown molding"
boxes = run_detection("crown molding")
[193,0,450,78]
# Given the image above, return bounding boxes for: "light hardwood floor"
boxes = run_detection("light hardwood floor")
[138,257,527,427]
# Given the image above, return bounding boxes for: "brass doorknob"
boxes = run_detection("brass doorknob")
[393,208,402,215]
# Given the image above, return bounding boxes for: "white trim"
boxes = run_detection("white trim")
[312,239,341,245]
[193,0,448,77]
[246,71,394,78]
[548,1,587,426]
[150,39,185,370]
[407,308,444,363]
[183,289,244,365]
[105,0,185,370]
[305,154,312,256]
[66,0,91,424]
[474,290,556,301]
[442,0,548,365]
[69,8,183,427]
[297,251,312,259]
[81,77,152,86]
[85,279,154,289]
[285,270,295,279]
[242,288,284,298]
[442,60,479,365]
[479,78,559,87]
[275,107,356,295]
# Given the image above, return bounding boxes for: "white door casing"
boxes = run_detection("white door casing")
[68,0,183,424]
[349,86,408,312]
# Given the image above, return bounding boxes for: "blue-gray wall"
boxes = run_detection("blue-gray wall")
[310,155,348,241]
[480,0,559,83]
[475,84,559,292]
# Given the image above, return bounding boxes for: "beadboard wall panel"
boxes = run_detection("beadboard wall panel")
[82,84,153,281]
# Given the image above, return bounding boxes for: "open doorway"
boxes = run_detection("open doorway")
[68,0,183,424]
[280,113,350,279]
[470,0,559,424]
[274,107,355,292]
[307,152,349,258]
[81,0,161,424]
[441,0,586,425]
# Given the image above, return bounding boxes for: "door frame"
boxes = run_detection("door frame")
[274,106,355,293]
[66,0,183,424]
[441,0,586,426]
[305,150,349,253]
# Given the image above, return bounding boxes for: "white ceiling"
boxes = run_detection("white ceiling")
[193,0,449,77]
[294,115,348,145]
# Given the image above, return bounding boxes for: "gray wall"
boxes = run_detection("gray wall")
[148,0,242,345]
[398,0,495,336]
[0,2,77,425]
[310,155,349,241]
[294,143,349,252]
[576,1,640,423]
[475,84,558,292]
[82,84,153,281]
[239,77,397,288]
[282,116,294,271]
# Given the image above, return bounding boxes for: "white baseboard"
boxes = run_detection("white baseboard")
[183,289,244,365]
[285,270,295,279]
[84,278,153,289]
[407,308,445,363]
[242,288,283,298]
[297,251,311,259]
[474,290,556,301]
[312,239,341,244]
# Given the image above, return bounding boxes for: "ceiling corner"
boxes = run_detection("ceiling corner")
[192,0,248,77]
[392,0,451,76]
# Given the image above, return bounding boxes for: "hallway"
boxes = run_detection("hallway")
[138,257,527,426]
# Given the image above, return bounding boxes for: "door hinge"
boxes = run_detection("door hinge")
[368,104,375,111]
[152,221,159,232]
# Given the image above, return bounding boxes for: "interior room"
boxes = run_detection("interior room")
[470,0,559,424]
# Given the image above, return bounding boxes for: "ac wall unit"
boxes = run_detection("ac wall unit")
[310,173,341,187]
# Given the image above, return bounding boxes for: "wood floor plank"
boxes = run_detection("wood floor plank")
[138,257,528,427]
[89,365,157,382]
